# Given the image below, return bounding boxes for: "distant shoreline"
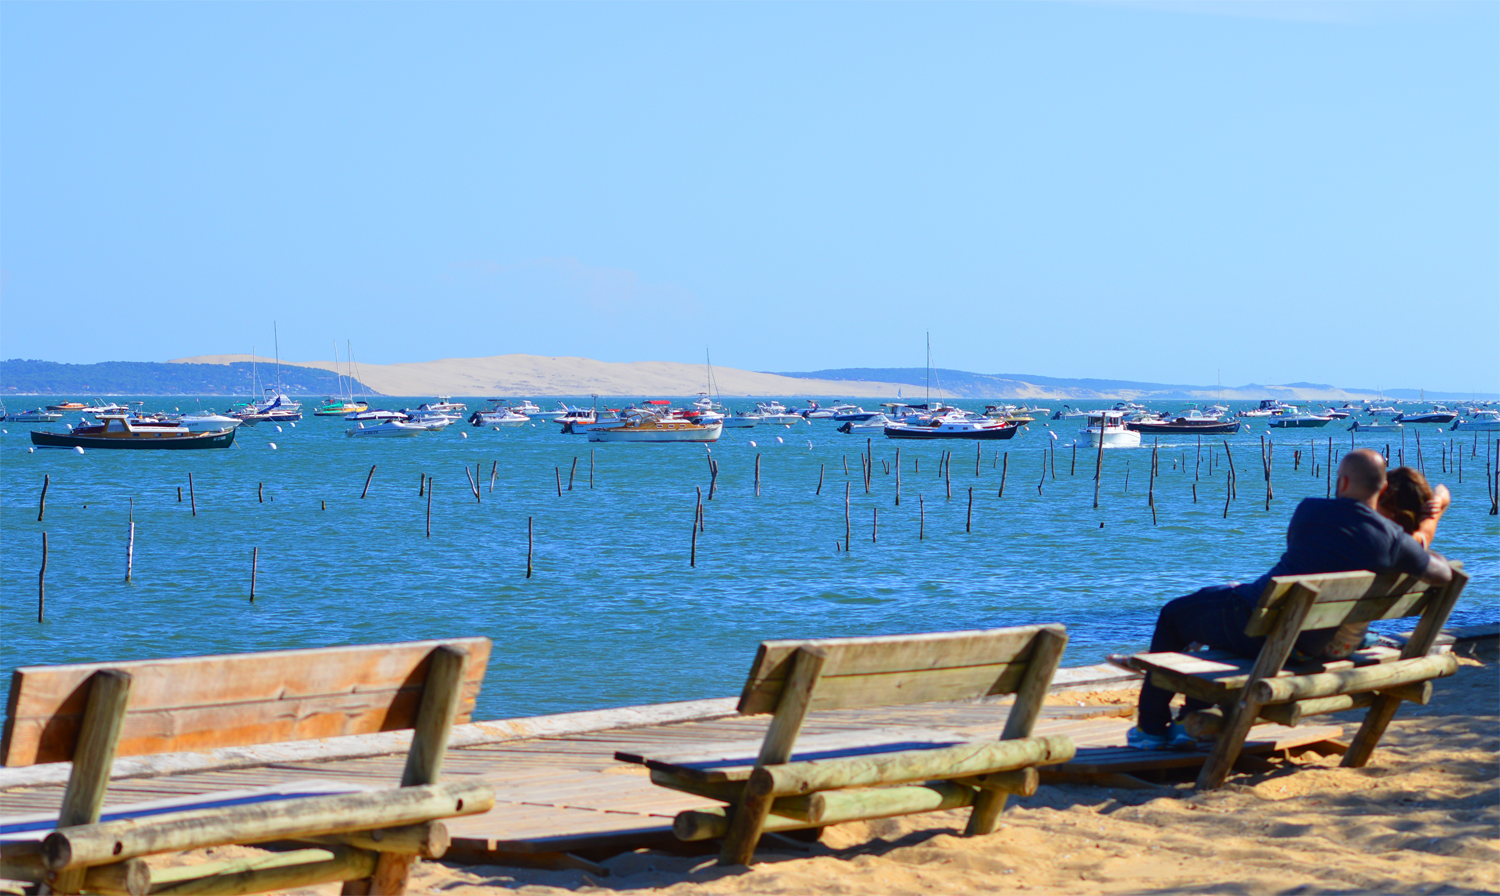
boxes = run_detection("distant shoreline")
[3,355,1495,401]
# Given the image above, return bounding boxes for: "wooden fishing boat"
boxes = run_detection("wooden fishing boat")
[884,411,1020,440]
[30,415,236,450]
[587,413,722,443]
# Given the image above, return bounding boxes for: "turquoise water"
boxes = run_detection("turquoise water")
[3,398,1496,722]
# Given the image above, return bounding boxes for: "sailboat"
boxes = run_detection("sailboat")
[230,326,303,424]
[315,341,369,415]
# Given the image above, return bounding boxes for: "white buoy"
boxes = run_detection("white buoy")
[2,429,7,434]
[74,446,85,455]
[461,431,468,438]
[493,426,501,431]
[276,425,283,433]
[1049,431,1057,441]
[289,422,296,428]
[28,447,35,453]
[776,436,784,444]
[268,442,277,450]
[749,440,757,447]
[807,440,813,449]
[65,424,73,431]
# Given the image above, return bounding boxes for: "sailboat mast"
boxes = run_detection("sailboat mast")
[926,332,931,406]
[273,322,282,394]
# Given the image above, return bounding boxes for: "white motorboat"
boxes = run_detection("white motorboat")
[4,408,63,423]
[1452,410,1500,431]
[469,399,529,426]
[176,412,241,432]
[721,410,762,428]
[1082,411,1142,448]
[587,414,723,443]
[1268,408,1334,429]
[509,400,565,421]
[837,414,890,434]
[1350,420,1403,434]
[345,409,407,422]
[346,420,427,437]
[1394,407,1458,425]
[754,401,804,425]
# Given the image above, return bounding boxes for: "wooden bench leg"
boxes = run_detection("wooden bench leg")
[1341,694,1402,768]
[1195,693,1265,790]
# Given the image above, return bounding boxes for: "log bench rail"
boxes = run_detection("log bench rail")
[615,624,1076,866]
[0,639,496,896]
[1122,565,1469,791]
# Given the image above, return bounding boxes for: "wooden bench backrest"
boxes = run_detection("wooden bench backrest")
[737,625,1064,715]
[1,638,492,768]
[1244,566,1465,638]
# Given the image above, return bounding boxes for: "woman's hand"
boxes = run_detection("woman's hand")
[1427,484,1451,520]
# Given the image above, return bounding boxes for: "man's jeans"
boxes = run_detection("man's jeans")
[1137,584,1266,736]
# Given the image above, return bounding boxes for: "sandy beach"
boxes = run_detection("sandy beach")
[397,639,1498,896]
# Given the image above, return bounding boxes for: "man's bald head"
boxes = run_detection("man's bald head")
[1337,449,1387,502]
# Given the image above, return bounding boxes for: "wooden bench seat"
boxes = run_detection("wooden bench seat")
[1121,566,1469,791]
[616,625,1075,866]
[0,639,495,896]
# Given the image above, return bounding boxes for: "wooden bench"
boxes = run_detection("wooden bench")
[1123,566,1470,791]
[615,625,1075,866]
[0,638,495,895]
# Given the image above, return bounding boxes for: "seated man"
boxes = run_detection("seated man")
[1127,448,1452,750]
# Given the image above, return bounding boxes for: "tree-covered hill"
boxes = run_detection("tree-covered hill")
[1,360,378,396]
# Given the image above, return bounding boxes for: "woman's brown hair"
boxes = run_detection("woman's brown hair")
[1378,467,1432,535]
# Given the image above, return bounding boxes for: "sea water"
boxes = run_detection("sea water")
[2,398,1495,722]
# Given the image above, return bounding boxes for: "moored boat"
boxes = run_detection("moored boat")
[884,411,1020,440]
[5,408,63,423]
[346,420,428,437]
[586,413,723,443]
[31,415,236,450]
[1451,410,1499,431]
[1350,420,1403,434]
[1082,410,1142,448]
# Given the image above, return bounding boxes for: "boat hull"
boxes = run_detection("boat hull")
[30,428,237,450]
[1083,429,1142,448]
[1128,420,1242,435]
[1451,419,1500,431]
[1267,417,1332,428]
[884,423,1020,440]
[588,422,723,443]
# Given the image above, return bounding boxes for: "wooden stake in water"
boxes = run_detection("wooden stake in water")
[590,449,595,489]
[696,486,704,533]
[975,442,981,477]
[258,482,264,504]
[38,474,49,521]
[1050,442,1056,480]
[690,495,699,569]
[425,477,433,539]
[999,452,1008,498]
[966,486,974,533]
[1223,441,1236,499]
[1036,449,1045,496]
[527,517,534,578]
[1148,441,1158,526]
[1415,430,1424,475]
[178,485,183,503]
[816,463,825,496]
[844,482,851,548]
[708,459,718,500]
[491,461,498,493]
[189,473,197,517]
[872,507,878,543]
[568,457,578,491]
[945,454,952,500]
[39,532,47,623]
[895,448,902,505]
[360,465,376,499]
[755,454,762,497]
[419,473,424,496]
[1071,443,1077,476]
[250,547,258,603]
[1223,469,1233,519]
[466,465,480,502]
[1196,435,1202,482]
[1327,437,1333,498]
[126,521,135,583]
[555,466,562,497]
[1093,437,1104,509]
[919,494,925,540]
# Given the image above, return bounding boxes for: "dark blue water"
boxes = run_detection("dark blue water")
[3,398,1495,721]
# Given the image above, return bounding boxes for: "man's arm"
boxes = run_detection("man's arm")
[1421,552,1452,585]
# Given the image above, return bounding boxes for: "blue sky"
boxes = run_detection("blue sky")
[2,2,1495,392]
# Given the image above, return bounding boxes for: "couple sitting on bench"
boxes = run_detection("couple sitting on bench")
[1126,448,1457,753]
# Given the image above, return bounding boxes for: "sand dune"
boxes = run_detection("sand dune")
[169,354,911,399]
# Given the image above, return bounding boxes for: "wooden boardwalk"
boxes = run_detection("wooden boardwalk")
[0,697,1337,869]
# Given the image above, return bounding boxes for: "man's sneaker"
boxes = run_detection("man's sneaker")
[1126,724,1199,752]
